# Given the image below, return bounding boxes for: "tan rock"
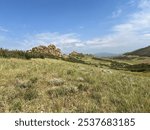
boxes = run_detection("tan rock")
[29,44,62,57]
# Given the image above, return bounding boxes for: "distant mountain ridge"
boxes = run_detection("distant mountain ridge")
[94,52,119,57]
[125,46,150,57]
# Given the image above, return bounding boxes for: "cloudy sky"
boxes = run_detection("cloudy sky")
[0,0,150,54]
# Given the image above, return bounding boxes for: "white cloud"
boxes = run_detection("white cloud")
[143,33,150,37]
[138,0,150,8]
[17,0,150,53]
[75,43,85,47]
[128,0,137,7]
[112,9,122,18]
[0,36,5,43]
[85,0,150,52]
[79,26,84,29]
[0,26,9,32]
[113,23,134,32]
[21,1,150,53]
[21,32,83,52]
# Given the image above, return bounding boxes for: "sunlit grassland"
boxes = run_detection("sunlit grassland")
[0,58,150,112]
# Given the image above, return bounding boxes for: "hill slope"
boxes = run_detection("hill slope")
[125,46,150,57]
[0,58,150,112]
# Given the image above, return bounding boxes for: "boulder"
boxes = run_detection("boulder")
[29,44,62,57]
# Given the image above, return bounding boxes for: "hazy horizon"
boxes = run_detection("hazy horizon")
[0,0,150,54]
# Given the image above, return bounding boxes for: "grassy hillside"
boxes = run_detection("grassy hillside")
[125,46,150,57]
[0,57,150,112]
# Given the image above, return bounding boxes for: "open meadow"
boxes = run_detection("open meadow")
[0,56,150,112]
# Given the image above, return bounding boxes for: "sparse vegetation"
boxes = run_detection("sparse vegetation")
[0,45,150,112]
[0,44,62,60]
[0,56,149,112]
[125,46,150,57]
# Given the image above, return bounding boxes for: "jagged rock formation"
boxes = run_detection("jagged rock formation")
[29,44,62,57]
[69,51,79,56]
[69,51,84,57]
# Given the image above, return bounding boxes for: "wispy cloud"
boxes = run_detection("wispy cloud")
[85,0,150,52]
[138,0,150,8]
[0,36,6,43]
[0,26,9,32]
[2,0,150,53]
[21,0,150,53]
[21,32,84,52]
[128,0,137,7]
[112,9,122,18]
[79,26,84,29]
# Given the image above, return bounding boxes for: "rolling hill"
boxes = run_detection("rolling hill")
[0,44,150,112]
[125,46,150,57]
[0,55,150,112]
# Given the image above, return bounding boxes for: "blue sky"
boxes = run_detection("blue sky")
[0,0,150,54]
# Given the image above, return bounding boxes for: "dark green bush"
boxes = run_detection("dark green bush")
[24,89,38,101]
[126,64,150,72]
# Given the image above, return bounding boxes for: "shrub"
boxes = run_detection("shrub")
[77,83,89,91]
[16,80,32,89]
[30,77,38,84]
[48,78,65,86]
[47,86,78,98]
[126,64,150,72]
[24,89,38,101]
[11,100,22,112]
[67,69,75,75]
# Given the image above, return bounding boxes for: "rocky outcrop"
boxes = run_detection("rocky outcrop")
[29,44,62,57]
[69,51,84,57]
[69,51,79,56]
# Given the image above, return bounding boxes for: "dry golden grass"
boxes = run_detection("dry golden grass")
[0,58,150,112]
